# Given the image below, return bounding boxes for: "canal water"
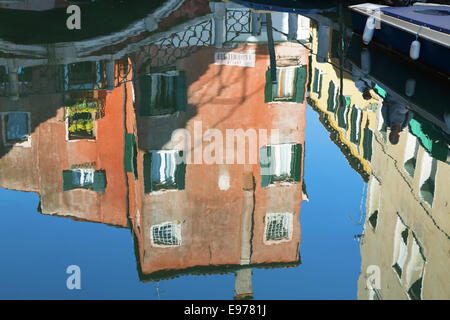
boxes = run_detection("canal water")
[0,0,448,300]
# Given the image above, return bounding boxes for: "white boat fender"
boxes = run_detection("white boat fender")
[363,16,376,45]
[410,40,421,60]
[361,48,371,75]
[410,27,422,60]
[405,78,416,97]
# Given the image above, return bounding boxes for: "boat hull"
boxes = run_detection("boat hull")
[350,8,450,75]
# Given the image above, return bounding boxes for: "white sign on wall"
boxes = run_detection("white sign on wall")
[214,51,255,67]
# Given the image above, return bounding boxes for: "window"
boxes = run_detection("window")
[1,112,31,146]
[63,169,106,191]
[72,168,94,187]
[0,66,7,84]
[0,66,32,83]
[66,101,99,140]
[264,212,293,244]
[367,178,381,231]
[405,236,426,300]
[150,222,181,247]
[67,112,95,140]
[326,81,338,112]
[143,150,186,193]
[403,132,419,177]
[350,106,363,145]
[139,71,187,116]
[17,67,32,83]
[264,66,306,103]
[336,96,351,130]
[392,217,409,280]
[392,217,427,299]
[419,152,437,207]
[312,68,323,98]
[368,210,378,230]
[260,143,302,188]
[64,61,103,91]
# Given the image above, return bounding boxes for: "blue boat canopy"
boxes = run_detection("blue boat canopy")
[228,0,335,14]
[381,5,450,34]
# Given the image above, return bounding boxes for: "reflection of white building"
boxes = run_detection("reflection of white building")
[210,2,310,47]
[358,110,450,300]
[0,0,311,98]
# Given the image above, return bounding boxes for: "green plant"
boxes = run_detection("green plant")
[68,119,94,134]
[67,100,100,117]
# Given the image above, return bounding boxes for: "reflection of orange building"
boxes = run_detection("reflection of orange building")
[126,40,309,291]
[0,61,131,227]
[0,1,310,297]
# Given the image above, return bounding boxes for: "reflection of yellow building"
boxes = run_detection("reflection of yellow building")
[358,112,450,300]
[307,22,379,180]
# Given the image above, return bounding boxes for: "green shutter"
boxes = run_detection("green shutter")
[143,152,153,193]
[260,146,272,187]
[317,72,322,99]
[363,128,373,161]
[327,81,336,111]
[312,68,319,93]
[63,170,74,191]
[93,170,106,191]
[336,96,350,129]
[290,144,303,182]
[293,66,307,103]
[336,105,346,129]
[264,69,273,103]
[175,151,186,190]
[175,73,187,112]
[350,106,361,144]
[125,133,134,173]
[139,75,151,116]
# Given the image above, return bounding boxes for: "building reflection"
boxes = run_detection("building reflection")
[306,15,450,300]
[347,32,450,302]
[126,2,310,298]
[0,0,308,298]
[2,0,448,300]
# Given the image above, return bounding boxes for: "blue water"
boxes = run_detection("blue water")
[0,105,364,300]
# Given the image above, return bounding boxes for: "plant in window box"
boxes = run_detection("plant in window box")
[67,102,97,140]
